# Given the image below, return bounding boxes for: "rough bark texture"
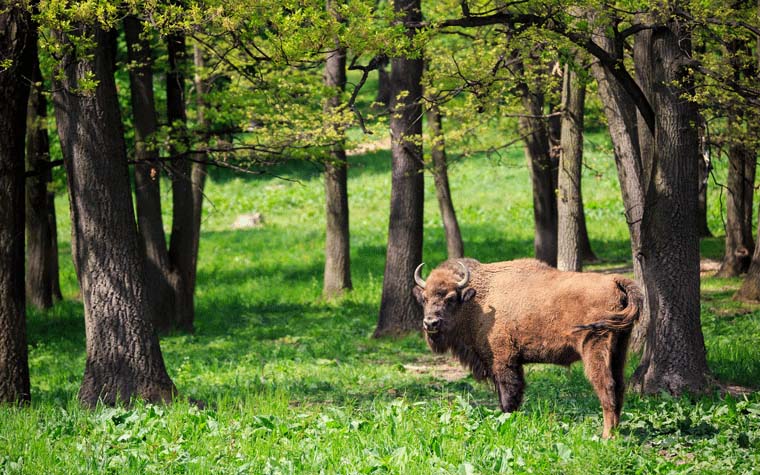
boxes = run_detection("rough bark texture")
[124,16,175,327]
[322,14,352,298]
[374,0,424,337]
[0,3,32,404]
[716,140,755,277]
[427,104,464,259]
[519,90,558,267]
[557,64,586,272]
[25,41,61,309]
[52,25,175,407]
[628,23,708,394]
[592,19,708,393]
[166,32,199,333]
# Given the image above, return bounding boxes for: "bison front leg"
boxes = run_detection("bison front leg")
[493,364,525,413]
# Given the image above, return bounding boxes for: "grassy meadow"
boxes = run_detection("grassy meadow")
[2,131,760,474]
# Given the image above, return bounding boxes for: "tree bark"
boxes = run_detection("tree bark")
[716,140,755,276]
[52,25,175,407]
[628,22,708,394]
[322,24,352,298]
[124,15,176,327]
[427,104,464,259]
[374,58,391,110]
[519,90,558,267]
[166,31,198,333]
[697,126,712,238]
[374,0,424,337]
[25,39,61,309]
[557,63,586,272]
[592,18,708,393]
[0,4,33,404]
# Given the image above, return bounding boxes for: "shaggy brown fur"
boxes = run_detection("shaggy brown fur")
[412,258,642,438]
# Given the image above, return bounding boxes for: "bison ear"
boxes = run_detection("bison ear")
[412,286,425,305]
[460,288,476,302]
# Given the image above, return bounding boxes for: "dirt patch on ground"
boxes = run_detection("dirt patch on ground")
[403,355,469,382]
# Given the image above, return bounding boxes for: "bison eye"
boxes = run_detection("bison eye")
[444,294,456,305]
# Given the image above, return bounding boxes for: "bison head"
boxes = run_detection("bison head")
[412,261,476,335]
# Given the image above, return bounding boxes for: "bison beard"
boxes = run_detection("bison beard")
[412,258,642,438]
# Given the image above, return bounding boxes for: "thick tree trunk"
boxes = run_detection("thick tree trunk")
[166,32,197,333]
[427,104,464,259]
[124,16,175,327]
[519,91,558,266]
[375,0,424,337]
[0,4,32,404]
[557,64,586,272]
[716,140,755,276]
[628,23,708,394]
[592,19,708,393]
[322,11,352,298]
[25,42,61,309]
[52,25,175,407]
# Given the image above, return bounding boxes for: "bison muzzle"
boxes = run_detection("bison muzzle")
[412,258,642,438]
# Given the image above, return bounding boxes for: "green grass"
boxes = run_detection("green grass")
[3,133,760,474]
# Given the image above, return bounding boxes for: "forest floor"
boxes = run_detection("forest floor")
[2,134,759,474]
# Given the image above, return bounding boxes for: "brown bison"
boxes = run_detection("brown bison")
[412,258,642,438]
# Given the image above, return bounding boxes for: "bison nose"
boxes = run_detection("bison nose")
[423,317,442,333]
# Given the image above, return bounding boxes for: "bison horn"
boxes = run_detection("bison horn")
[456,261,470,289]
[414,263,427,289]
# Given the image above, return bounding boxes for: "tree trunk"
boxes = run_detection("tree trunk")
[124,15,175,327]
[591,18,708,393]
[52,25,176,407]
[166,32,197,333]
[697,125,712,238]
[0,4,32,404]
[519,90,558,266]
[427,104,464,259]
[629,22,708,394]
[323,2,352,298]
[25,40,61,309]
[189,44,208,312]
[716,140,755,276]
[557,63,586,272]
[374,0,424,337]
[374,58,391,110]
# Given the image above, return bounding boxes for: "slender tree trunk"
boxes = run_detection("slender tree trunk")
[374,0,424,337]
[374,58,391,110]
[25,40,61,309]
[0,4,33,404]
[557,64,586,272]
[166,32,197,333]
[52,25,175,407]
[188,44,208,311]
[124,15,175,328]
[323,3,352,298]
[697,125,713,238]
[716,140,755,276]
[629,22,708,394]
[519,90,558,266]
[427,104,464,259]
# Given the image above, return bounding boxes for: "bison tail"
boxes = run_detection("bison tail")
[573,279,643,334]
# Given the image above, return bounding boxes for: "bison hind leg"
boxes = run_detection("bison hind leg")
[581,338,619,439]
[493,364,525,413]
[611,332,631,419]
